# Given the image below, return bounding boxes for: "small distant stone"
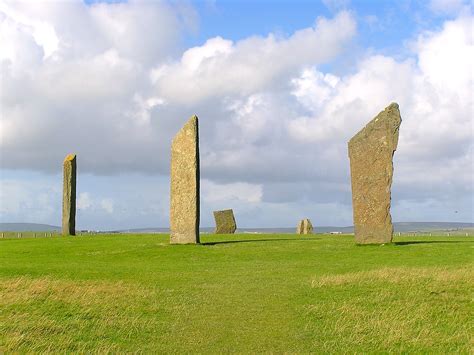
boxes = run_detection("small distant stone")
[296,219,313,234]
[213,209,237,234]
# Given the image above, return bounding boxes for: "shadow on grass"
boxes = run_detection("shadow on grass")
[394,240,474,246]
[203,237,320,246]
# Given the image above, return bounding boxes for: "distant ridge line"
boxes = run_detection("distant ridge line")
[1,222,472,233]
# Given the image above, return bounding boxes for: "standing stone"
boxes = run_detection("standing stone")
[213,209,237,234]
[296,218,313,234]
[62,153,77,236]
[170,115,200,244]
[348,103,402,244]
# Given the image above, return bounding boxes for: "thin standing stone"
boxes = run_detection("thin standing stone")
[62,153,77,236]
[170,115,200,244]
[348,103,401,244]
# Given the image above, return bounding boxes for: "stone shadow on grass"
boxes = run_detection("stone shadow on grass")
[394,240,474,246]
[203,237,320,246]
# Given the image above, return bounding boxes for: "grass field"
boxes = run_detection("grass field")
[1,233,472,353]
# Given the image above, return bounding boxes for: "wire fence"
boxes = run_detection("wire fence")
[0,231,102,239]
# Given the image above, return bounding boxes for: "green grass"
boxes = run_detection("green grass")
[0,233,472,353]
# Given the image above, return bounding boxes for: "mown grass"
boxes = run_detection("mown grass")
[0,233,472,353]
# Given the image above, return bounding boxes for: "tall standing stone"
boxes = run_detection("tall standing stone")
[170,115,200,244]
[62,153,76,236]
[296,218,313,234]
[348,103,402,244]
[213,209,237,234]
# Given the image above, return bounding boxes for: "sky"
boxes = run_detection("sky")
[0,0,473,229]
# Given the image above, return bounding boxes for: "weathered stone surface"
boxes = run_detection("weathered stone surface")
[170,115,200,244]
[213,209,237,234]
[62,153,76,236]
[296,218,313,234]
[348,103,401,244]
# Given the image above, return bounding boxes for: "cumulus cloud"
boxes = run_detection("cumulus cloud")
[202,180,263,204]
[198,13,472,222]
[77,192,114,214]
[151,11,356,103]
[0,0,195,173]
[0,3,356,177]
[77,192,92,210]
[0,1,472,227]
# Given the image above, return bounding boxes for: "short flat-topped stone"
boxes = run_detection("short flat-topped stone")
[348,103,402,244]
[296,218,313,234]
[62,153,76,236]
[170,115,200,244]
[213,209,237,234]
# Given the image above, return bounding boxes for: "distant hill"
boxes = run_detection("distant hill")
[2,222,472,233]
[115,222,474,234]
[393,222,474,232]
[0,223,60,232]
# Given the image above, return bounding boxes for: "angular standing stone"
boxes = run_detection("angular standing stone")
[348,103,402,244]
[170,115,200,244]
[296,218,313,234]
[213,209,237,234]
[62,153,76,236]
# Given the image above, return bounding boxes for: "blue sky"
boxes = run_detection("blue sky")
[87,0,459,62]
[189,1,433,50]
[0,0,472,229]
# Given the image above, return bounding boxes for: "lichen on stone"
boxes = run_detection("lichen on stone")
[170,115,200,244]
[213,209,237,234]
[348,103,402,244]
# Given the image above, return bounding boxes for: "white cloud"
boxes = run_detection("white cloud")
[77,192,92,210]
[0,1,59,60]
[416,14,473,101]
[77,192,114,214]
[100,198,114,214]
[202,180,262,204]
[0,0,197,174]
[151,11,356,104]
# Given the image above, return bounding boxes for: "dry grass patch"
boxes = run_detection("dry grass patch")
[311,266,474,288]
[305,266,474,352]
[0,276,152,304]
[0,277,166,352]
